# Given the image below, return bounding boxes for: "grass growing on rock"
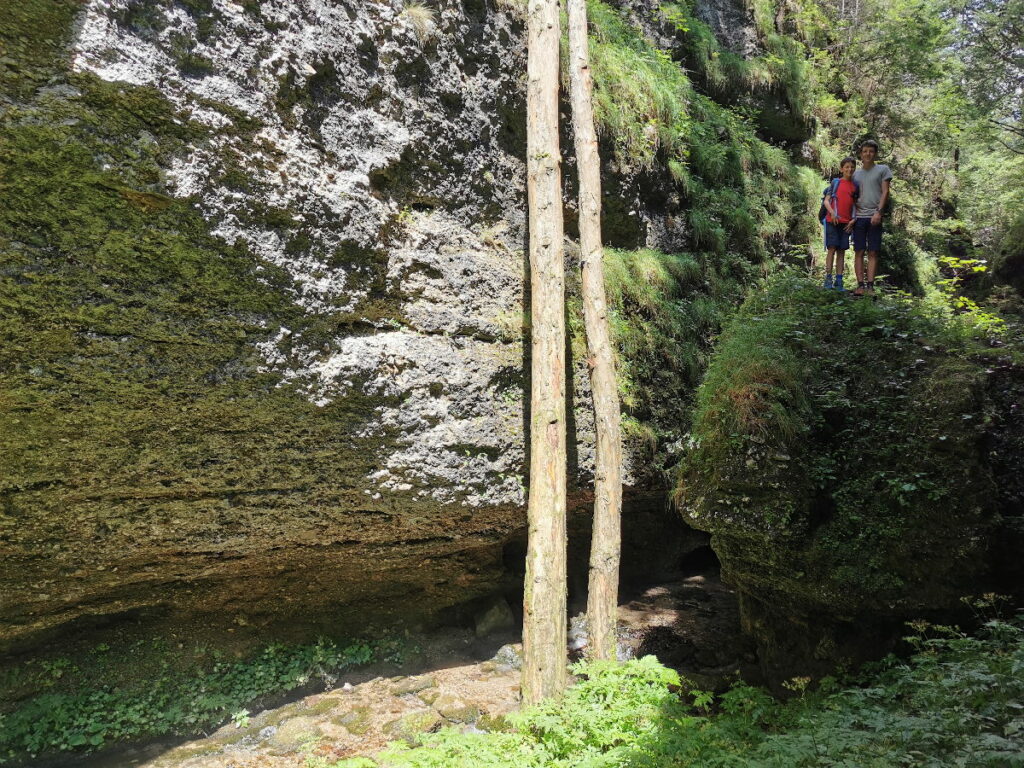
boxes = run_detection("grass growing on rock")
[660,0,823,141]
[675,273,1016,624]
[565,246,754,471]
[324,617,1024,768]
[585,0,820,262]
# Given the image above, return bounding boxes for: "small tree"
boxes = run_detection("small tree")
[521,0,569,704]
[566,0,623,661]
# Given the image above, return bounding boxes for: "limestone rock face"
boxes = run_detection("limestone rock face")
[69,0,535,507]
[693,0,759,57]
[0,0,690,653]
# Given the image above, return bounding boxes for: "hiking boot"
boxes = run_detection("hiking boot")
[853,281,866,296]
[823,273,834,290]
[834,274,845,292]
[865,281,876,297]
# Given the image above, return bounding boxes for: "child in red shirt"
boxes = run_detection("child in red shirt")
[822,157,859,291]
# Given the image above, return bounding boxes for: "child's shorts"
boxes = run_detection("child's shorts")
[824,220,851,250]
[853,217,883,252]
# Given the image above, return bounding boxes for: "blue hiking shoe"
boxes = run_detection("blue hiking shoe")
[834,274,845,292]
[823,273,834,290]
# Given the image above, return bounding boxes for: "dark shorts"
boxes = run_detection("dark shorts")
[853,217,883,252]
[824,220,851,250]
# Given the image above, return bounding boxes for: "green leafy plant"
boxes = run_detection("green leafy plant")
[231,709,251,729]
[0,639,372,761]
[312,618,1024,768]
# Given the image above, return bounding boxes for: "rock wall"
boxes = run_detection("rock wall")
[1,0,713,653]
[676,277,1024,686]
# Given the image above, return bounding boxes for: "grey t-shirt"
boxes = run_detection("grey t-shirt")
[853,163,893,217]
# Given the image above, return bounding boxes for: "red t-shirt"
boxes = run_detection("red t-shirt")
[829,178,856,224]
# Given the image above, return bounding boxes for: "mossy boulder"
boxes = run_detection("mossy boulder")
[676,276,1023,684]
[382,709,443,745]
[331,706,373,735]
[432,693,480,723]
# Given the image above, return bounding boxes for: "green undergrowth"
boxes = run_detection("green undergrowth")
[585,0,821,261]
[0,637,374,761]
[567,248,752,463]
[325,617,1024,768]
[675,273,1018,617]
[661,0,824,142]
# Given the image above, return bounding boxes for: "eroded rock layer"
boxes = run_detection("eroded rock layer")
[1,0,715,651]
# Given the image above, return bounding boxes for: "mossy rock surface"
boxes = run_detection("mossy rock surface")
[267,715,322,751]
[391,675,437,696]
[676,275,1024,682]
[382,709,443,744]
[477,713,510,732]
[432,693,480,723]
[331,705,373,735]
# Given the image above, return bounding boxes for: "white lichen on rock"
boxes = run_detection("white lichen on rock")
[70,0,535,506]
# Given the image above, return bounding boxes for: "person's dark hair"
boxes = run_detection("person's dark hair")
[840,156,857,168]
[859,139,880,156]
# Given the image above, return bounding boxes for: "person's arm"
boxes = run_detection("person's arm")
[872,177,891,226]
[824,195,836,222]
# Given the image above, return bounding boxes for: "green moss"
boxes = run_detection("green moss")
[654,0,818,143]
[333,706,374,735]
[0,0,79,100]
[676,274,1010,618]
[0,0,417,677]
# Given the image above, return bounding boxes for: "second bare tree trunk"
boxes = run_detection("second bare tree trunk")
[521,0,568,704]
[567,0,623,662]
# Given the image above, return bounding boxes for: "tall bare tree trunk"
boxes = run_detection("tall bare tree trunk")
[521,0,568,704]
[566,0,622,662]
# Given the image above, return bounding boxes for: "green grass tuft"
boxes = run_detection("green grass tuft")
[400,1,437,45]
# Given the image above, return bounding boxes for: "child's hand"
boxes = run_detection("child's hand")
[844,222,854,233]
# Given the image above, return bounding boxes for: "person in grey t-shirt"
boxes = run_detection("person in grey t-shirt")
[851,140,893,297]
